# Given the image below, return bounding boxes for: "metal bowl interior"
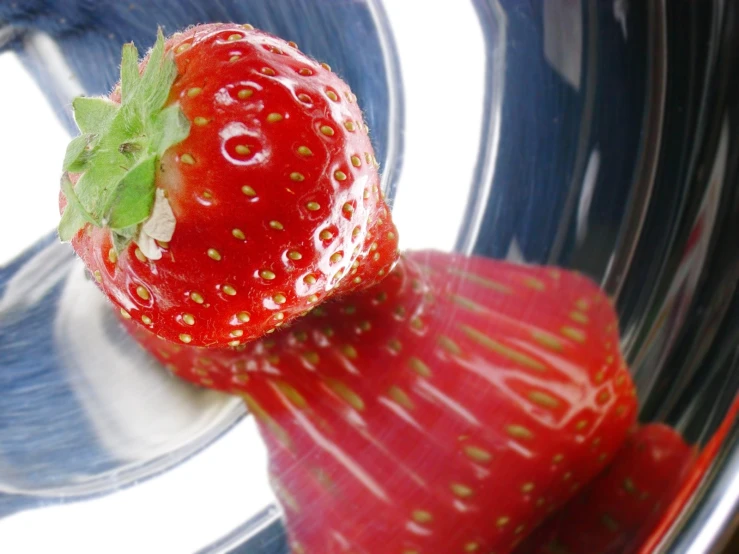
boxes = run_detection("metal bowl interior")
[0,1,737,552]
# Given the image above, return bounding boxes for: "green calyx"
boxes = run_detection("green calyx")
[58,28,190,249]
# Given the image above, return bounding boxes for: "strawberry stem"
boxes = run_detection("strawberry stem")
[58,28,190,249]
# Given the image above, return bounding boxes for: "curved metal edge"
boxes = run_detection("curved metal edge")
[366,0,405,209]
[658,394,739,553]
[601,0,667,301]
[455,0,507,256]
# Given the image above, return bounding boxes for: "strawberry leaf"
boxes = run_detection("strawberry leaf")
[58,173,96,241]
[58,28,190,244]
[152,105,190,157]
[72,97,119,135]
[105,155,157,230]
[62,133,94,172]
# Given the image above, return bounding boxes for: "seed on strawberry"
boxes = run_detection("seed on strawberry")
[123,251,638,553]
[58,23,398,348]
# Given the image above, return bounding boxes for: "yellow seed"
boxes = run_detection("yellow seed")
[290,172,305,182]
[409,357,432,378]
[288,251,302,260]
[275,382,307,409]
[207,248,222,261]
[190,292,204,304]
[576,298,590,311]
[274,312,285,321]
[267,113,283,123]
[507,425,534,440]
[187,87,202,97]
[232,228,245,240]
[261,67,276,75]
[515,524,526,535]
[326,379,364,410]
[93,270,102,282]
[230,329,244,338]
[304,274,317,285]
[307,294,319,303]
[236,311,250,323]
[464,445,493,463]
[297,145,312,156]
[136,285,150,301]
[108,249,118,264]
[228,340,240,347]
[326,90,339,101]
[388,386,414,410]
[242,185,256,196]
[270,220,284,230]
[288,41,298,48]
[120,308,131,319]
[411,510,433,524]
[298,93,312,103]
[222,285,236,296]
[388,231,396,240]
[235,144,250,154]
[571,311,589,324]
[563,471,573,481]
[261,270,276,280]
[451,483,474,498]
[303,351,319,365]
[175,42,191,53]
[334,170,347,181]
[179,334,192,343]
[553,453,564,464]
[306,201,320,211]
[237,88,254,99]
[353,276,362,284]
[576,420,589,431]
[141,315,152,325]
[562,326,586,342]
[194,116,209,126]
[134,248,146,263]
[532,331,563,351]
[461,325,546,371]
[342,202,354,214]
[342,345,358,359]
[299,68,313,76]
[228,33,242,41]
[352,226,361,238]
[321,62,331,71]
[496,516,510,528]
[528,390,560,409]
[438,335,462,356]
[320,125,334,136]
[180,153,195,165]
[524,277,546,290]
[330,252,343,263]
[521,482,535,493]
[242,23,254,30]
[344,120,355,131]
[182,314,195,325]
[388,338,402,353]
[273,293,287,304]
[320,230,334,241]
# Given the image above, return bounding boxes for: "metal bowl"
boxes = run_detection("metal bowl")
[0,1,737,552]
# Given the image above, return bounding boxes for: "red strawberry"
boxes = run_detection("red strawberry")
[124,251,638,553]
[59,23,398,348]
[638,395,739,554]
[515,423,694,554]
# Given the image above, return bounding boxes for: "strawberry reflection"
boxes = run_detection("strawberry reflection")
[123,251,638,554]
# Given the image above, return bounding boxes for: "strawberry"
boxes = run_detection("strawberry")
[515,423,695,554]
[58,23,398,348]
[124,251,638,553]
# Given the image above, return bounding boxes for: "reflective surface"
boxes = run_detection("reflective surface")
[1,0,737,552]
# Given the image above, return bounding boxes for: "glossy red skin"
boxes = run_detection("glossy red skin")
[124,251,638,553]
[516,423,694,554]
[67,23,398,348]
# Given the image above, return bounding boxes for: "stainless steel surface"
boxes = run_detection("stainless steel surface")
[0,0,737,552]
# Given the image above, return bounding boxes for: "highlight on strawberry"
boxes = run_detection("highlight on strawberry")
[59,23,399,348]
[123,251,638,553]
